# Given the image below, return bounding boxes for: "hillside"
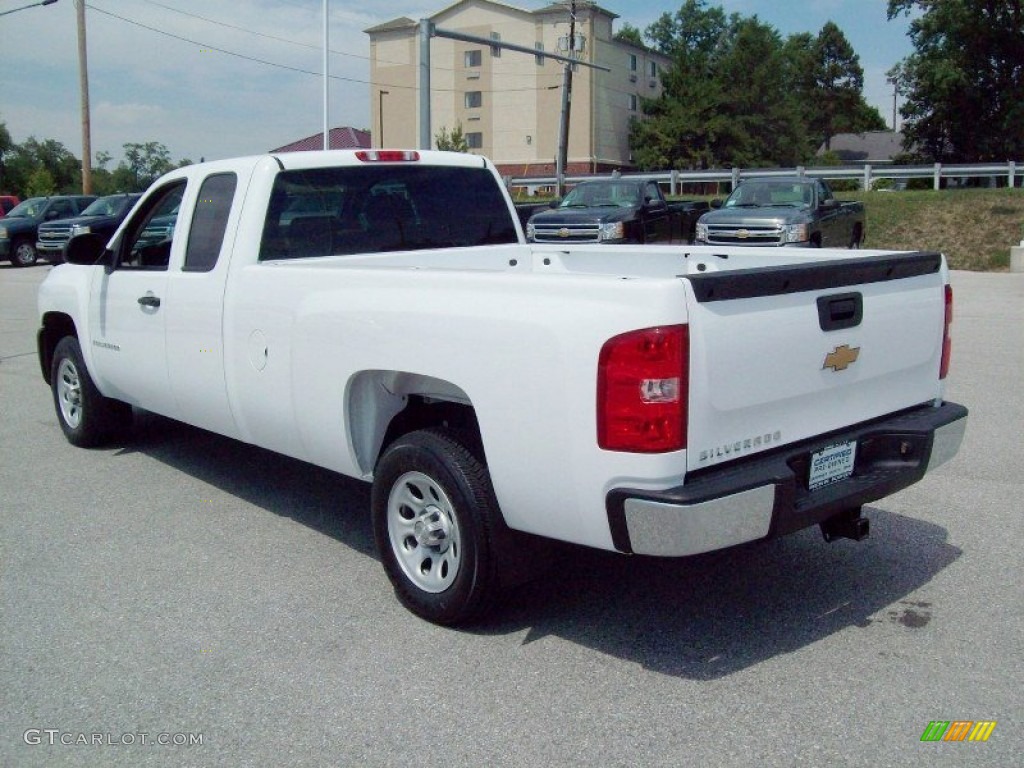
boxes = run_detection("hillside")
[839,188,1023,271]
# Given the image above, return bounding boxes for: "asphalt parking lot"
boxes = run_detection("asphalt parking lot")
[1,262,1021,767]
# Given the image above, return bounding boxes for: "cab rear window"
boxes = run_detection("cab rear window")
[259,165,517,260]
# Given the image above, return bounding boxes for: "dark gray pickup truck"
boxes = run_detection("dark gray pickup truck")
[695,177,865,248]
[524,179,708,244]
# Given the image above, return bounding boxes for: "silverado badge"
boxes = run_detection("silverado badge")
[823,344,860,372]
[558,227,570,238]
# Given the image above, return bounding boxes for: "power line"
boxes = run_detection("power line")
[139,0,558,77]
[87,2,570,96]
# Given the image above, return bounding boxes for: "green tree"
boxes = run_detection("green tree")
[614,23,644,47]
[6,137,80,194]
[24,167,57,197]
[715,18,810,167]
[632,4,812,168]
[811,22,866,149]
[0,120,14,194]
[120,141,174,191]
[435,124,469,152]
[888,0,1024,162]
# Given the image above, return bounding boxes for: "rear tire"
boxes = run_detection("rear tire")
[51,336,131,447]
[372,428,503,625]
[849,226,863,249]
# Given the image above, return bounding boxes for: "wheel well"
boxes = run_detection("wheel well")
[39,312,78,383]
[346,370,482,476]
[380,397,483,464]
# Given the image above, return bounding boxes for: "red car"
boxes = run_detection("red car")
[0,195,20,218]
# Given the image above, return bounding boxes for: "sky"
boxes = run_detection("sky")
[1,0,917,165]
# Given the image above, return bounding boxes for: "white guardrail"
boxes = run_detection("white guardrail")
[507,161,1022,194]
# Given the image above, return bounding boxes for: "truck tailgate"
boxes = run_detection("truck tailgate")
[683,252,947,473]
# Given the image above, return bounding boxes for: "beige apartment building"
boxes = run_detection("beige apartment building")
[365,0,670,177]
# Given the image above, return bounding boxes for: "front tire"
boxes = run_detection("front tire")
[11,238,38,267]
[51,336,131,447]
[372,429,502,625]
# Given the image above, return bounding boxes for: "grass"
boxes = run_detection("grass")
[840,188,1024,271]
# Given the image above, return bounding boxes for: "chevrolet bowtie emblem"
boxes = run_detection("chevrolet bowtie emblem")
[823,344,860,372]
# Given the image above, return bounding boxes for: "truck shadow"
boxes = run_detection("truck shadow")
[123,411,961,681]
[489,518,960,679]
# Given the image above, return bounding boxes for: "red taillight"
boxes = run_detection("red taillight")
[597,325,688,453]
[940,284,953,379]
[355,150,420,162]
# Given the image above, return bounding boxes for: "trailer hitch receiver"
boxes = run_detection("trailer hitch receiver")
[821,508,870,543]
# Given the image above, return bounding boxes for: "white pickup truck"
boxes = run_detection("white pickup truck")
[37,150,967,625]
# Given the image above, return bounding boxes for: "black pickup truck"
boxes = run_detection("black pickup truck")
[524,179,709,245]
[0,195,96,266]
[37,193,142,264]
[695,177,865,248]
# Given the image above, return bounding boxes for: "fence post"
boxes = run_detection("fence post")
[731,167,740,190]
[797,165,806,178]
[670,169,679,197]
[934,163,941,190]
[1009,161,1017,188]
[863,164,872,191]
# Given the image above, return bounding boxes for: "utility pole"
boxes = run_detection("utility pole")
[76,0,92,194]
[891,75,899,132]
[323,0,330,149]
[555,0,577,198]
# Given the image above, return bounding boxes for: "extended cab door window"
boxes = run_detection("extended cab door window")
[184,173,237,272]
[117,181,185,270]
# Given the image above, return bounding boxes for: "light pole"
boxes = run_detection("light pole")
[378,90,389,148]
[0,0,57,18]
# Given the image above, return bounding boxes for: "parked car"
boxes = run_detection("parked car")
[0,195,20,218]
[695,177,865,248]
[526,179,709,244]
[0,195,96,266]
[37,193,142,265]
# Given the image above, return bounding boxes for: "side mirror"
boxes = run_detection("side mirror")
[548,198,561,208]
[63,232,109,266]
[710,198,724,209]
[821,198,839,210]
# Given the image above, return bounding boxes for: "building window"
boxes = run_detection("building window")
[464,50,482,68]
[629,94,637,112]
[629,53,637,71]
[490,32,501,58]
[466,132,483,149]
[535,42,545,66]
[648,61,657,78]
[464,91,482,109]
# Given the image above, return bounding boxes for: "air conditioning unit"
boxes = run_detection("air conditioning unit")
[649,79,657,88]
[628,73,637,83]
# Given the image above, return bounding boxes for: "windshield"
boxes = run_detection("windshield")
[560,182,641,208]
[725,182,813,208]
[5,197,47,218]
[80,195,132,217]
